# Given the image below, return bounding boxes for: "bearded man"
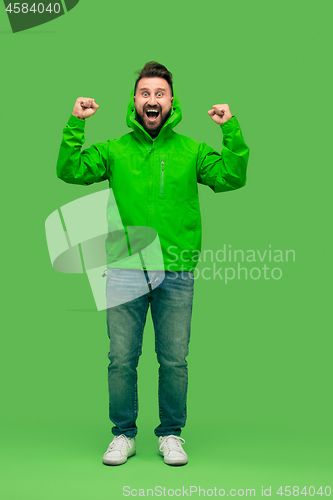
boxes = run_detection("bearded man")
[56,61,250,466]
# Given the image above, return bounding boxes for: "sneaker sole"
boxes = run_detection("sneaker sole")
[159,451,188,466]
[103,450,136,466]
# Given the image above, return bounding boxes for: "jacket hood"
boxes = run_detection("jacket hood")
[126,84,182,140]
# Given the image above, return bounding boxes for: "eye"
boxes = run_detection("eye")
[157,92,163,97]
[142,92,149,97]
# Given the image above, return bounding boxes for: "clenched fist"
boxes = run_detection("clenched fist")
[72,97,99,120]
[208,104,232,125]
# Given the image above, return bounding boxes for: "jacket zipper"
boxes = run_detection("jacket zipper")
[161,160,164,196]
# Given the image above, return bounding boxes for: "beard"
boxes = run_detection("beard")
[135,106,172,138]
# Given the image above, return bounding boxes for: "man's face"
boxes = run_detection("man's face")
[134,77,174,138]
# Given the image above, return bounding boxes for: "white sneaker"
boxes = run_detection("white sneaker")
[102,434,136,465]
[158,435,188,465]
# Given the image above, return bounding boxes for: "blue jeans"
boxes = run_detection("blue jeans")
[106,268,194,438]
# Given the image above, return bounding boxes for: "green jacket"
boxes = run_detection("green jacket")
[56,89,250,271]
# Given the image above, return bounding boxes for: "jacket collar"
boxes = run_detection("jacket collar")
[126,85,182,145]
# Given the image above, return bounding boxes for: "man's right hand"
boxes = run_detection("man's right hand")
[72,97,99,120]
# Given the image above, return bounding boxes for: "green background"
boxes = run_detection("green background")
[1,0,332,498]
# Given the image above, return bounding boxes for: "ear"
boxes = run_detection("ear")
[171,96,174,103]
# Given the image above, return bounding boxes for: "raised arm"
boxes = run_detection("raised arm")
[56,97,109,186]
[197,104,250,193]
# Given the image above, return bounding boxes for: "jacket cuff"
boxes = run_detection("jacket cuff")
[220,115,239,133]
[67,114,86,128]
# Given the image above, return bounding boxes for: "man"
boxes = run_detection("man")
[56,62,249,466]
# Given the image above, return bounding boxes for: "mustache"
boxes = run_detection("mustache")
[144,104,161,111]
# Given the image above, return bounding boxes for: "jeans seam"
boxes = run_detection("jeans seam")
[134,302,148,422]
[151,305,163,425]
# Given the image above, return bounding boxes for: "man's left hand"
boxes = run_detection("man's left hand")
[208,104,232,125]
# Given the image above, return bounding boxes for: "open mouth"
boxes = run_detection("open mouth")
[145,108,160,122]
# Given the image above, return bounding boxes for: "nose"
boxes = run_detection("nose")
[148,94,157,106]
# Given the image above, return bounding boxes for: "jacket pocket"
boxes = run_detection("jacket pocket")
[160,160,165,196]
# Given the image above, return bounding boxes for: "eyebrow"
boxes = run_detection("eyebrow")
[139,88,166,92]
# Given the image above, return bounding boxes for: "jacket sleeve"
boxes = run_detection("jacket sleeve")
[196,116,249,192]
[56,114,110,186]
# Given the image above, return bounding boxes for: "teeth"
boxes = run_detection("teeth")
[147,109,158,113]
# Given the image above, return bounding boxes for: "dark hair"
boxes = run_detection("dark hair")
[134,61,173,96]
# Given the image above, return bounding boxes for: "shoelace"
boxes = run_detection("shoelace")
[159,435,186,454]
[107,434,131,454]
